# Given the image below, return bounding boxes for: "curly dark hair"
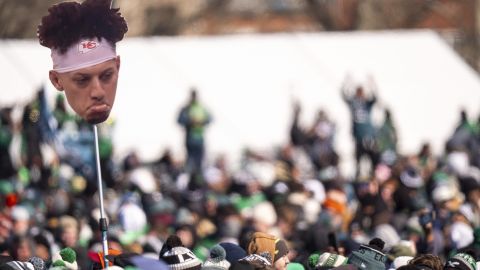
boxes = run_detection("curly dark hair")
[37,0,128,54]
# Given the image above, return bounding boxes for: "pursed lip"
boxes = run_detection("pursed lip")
[85,104,111,123]
[87,103,110,114]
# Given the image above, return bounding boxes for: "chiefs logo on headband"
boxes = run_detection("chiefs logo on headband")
[51,37,116,73]
[78,40,98,53]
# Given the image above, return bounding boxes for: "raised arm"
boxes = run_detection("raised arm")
[341,74,353,102]
[366,74,378,104]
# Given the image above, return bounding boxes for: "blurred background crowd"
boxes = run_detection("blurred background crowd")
[2,0,480,270]
[1,75,480,269]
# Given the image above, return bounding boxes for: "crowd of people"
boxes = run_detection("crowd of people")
[1,74,480,270]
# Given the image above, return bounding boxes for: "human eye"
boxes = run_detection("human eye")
[73,76,89,86]
[100,70,114,82]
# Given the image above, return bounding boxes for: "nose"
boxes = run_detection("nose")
[90,77,105,101]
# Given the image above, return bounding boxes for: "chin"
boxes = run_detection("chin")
[85,113,110,125]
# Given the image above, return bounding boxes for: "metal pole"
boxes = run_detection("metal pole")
[97,2,115,267]
[94,125,109,269]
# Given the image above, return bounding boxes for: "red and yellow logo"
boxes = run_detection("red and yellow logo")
[78,40,98,53]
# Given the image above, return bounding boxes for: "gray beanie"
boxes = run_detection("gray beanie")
[202,245,231,270]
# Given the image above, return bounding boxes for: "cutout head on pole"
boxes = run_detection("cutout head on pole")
[38,0,128,124]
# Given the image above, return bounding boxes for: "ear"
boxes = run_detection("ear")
[115,56,121,71]
[49,70,64,91]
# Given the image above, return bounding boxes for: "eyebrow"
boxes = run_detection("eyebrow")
[72,67,115,77]
[100,68,114,74]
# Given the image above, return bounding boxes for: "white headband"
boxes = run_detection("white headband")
[51,37,117,73]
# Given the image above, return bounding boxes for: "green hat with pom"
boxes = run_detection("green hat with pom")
[52,247,78,270]
[308,253,321,269]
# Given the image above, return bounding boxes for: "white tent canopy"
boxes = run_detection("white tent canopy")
[1,30,479,176]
